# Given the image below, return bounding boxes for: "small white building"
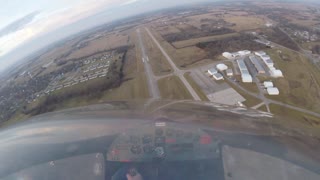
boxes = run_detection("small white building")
[260,55,271,61]
[263,58,274,68]
[267,87,280,95]
[263,81,274,88]
[238,50,251,56]
[270,69,283,78]
[213,73,224,81]
[255,51,266,57]
[241,74,253,83]
[222,52,233,59]
[208,68,218,75]
[216,64,228,71]
[226,69,233,76]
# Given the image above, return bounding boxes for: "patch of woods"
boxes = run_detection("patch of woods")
[162,25,235,42]
[311,44,320,54]
[265,27,300,51]
[195,34,267,58]
[23,47,129,116]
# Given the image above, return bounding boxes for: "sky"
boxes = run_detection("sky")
[0,0,214,73]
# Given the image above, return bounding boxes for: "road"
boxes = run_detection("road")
[145,28,201,101]
[136,29,161,100]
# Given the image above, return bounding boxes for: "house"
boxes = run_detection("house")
[213,73,224,80]
[222,52,233,59]
[263,81,274,88]
[267,87,279,95]
[208,68,218,75]
[226,69,233,76]
[270,69,283,78]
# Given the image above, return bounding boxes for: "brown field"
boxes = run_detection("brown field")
[157,26,181,36]
[224,15,266,31]
[66,33,129,60]
[228,11,249,16]
[158,76,192,100]
[183,13,220,29]
[100,31,150,100]
[172,33,239,48]
[140,29,172,76]
[148,28,208,69]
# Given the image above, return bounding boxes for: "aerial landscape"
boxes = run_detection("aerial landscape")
[1,0,320,179]
[1,1,320,126]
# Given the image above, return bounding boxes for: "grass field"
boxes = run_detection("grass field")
[148,28,208,69]
[67,33,129,60]
[157,26,181,36]
[270,104,320,129]
[265,48,320,113]
[301,41,320,52]
[100,31,150,100]
[140,29,172,76]
[158,76,192,100]
[225,80,262,107]
[184,72,209,101]
[239,82,260,94]
[224,15,265,31]
[172,33,240,48]
[257,105,268,112]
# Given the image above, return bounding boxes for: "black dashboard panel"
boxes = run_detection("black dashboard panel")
[107,122,219,162]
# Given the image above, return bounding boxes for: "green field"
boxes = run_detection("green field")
[158,76,193,100]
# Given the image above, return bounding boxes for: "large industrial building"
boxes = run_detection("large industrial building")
[222,50,251,59]
[249,56,266,74]
[237,59,253,83]
[255,51,284,78]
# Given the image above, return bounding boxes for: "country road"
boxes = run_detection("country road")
[145,28,201,101]
[136,29,161,100]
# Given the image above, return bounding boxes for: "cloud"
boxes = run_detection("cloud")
[121,0,140,6]
[0,0,130,59]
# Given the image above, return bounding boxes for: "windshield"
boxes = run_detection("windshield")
[0,0,320,179]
